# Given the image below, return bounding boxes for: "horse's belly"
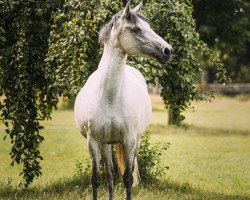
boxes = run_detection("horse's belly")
[75,90,150,142]
[89,114,126,144]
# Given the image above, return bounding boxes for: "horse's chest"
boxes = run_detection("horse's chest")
[89,102,127,143]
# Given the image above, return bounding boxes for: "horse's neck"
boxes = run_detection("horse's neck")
[98,43,127,103]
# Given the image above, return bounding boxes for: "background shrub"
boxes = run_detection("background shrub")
[138,132,170,182]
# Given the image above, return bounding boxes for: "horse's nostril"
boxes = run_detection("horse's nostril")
[163,47,171,56]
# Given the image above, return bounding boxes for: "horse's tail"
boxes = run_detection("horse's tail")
[114,144,140,186]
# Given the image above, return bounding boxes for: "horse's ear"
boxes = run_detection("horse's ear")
[132,1,143,13]
[122,1,131,18]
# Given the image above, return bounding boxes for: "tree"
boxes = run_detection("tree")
[0,0,62,187]
[45,0,123,97]
[193,0,250,82]
[0,0,229,186]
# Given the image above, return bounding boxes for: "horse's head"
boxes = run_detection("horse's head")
[99,1,173,64]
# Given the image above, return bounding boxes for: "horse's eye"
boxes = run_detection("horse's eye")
[132,27,142,33]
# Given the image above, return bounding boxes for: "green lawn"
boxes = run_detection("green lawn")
[0,95,250,200]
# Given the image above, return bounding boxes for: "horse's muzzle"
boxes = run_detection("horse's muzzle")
[155,46,173,64]
[156,54,172,64]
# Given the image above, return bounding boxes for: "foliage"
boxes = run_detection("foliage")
[138,132,170,182]
[74,160,92,178]
[193,0,250,53]
[193,0,250,82]
[234,65,250,83]
[45,0,123,97]
[0,0,61,187]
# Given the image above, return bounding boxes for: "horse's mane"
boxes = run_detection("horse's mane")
[99,10,150,45]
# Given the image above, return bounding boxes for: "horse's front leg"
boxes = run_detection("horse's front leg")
[123,139,137,200]
[88,137,101,200]
[101,145,114,200]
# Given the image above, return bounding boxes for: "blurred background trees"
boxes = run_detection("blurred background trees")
[193,0,250,83]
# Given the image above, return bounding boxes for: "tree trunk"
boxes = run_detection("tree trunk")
[168,105,174,125]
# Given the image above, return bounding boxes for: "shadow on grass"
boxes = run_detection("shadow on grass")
[141,179,250,200]
[0,176,249,200]
[148,124,250,136]
[0,175,91,199]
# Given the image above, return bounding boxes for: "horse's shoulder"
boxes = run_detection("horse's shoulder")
[125,65,146,86]
[79,70,101,93]
[125,65,143,77]
[86,70,100,84]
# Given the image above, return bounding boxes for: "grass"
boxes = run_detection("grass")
[0,95,250,199]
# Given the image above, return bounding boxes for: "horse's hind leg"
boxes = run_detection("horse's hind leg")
[88,138,101,200]
[101,145,114,200]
